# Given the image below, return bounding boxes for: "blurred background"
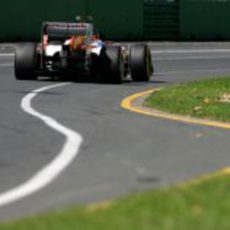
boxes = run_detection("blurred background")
[1,0,230,41]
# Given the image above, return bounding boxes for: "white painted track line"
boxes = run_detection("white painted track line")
[156,67,230,75]
[0,53,14,56]
[151,49,230,54]
[0,64,13,67]
[0,83,83,207]
[153,55,230,61]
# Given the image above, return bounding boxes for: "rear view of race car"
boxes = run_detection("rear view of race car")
[14,19,153,83]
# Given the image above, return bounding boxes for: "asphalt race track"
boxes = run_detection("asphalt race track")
[0,43,229,221]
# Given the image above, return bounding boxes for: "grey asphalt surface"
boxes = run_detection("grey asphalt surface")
[0,43,229,221]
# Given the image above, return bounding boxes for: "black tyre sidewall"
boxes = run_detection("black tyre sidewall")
[15,43,38,80]
[101,46,124,84]
[130,44,152,82]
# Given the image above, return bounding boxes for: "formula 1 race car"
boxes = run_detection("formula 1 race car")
[15,18,153,83]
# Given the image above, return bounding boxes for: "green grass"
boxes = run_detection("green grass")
[145,77,230,122]
[1,174,230,229]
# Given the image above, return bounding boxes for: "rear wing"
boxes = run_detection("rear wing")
[42,22,93,38]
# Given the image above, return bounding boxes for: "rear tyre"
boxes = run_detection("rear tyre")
[130,44,152,82]
[15,43,38,80]
[101,46,124,84]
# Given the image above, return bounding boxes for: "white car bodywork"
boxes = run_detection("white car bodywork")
[45,44,62,57]
[44,39,104,57]
[90,40,104,55]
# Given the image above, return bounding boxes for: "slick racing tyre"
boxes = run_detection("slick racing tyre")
[15,43,38,80]
[102,46,124,84]
[130,44,152,82]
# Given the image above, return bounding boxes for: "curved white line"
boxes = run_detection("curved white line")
[0,83,83,207]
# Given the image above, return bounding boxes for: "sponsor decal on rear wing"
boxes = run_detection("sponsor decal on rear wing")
[45,22,89,29]
[43,22,92,37]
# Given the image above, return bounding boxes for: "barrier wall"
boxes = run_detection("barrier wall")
[1,0,85,41]
[90,0,143,40]
[180,0,230,40]
[1,0,230,41]
[0,0,142,41]
[143,0,180,40]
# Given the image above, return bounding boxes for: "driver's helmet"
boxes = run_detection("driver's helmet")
[92,33,100,41]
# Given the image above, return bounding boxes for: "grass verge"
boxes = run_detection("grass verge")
[145,77,230,122]
[1,173,230,229]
